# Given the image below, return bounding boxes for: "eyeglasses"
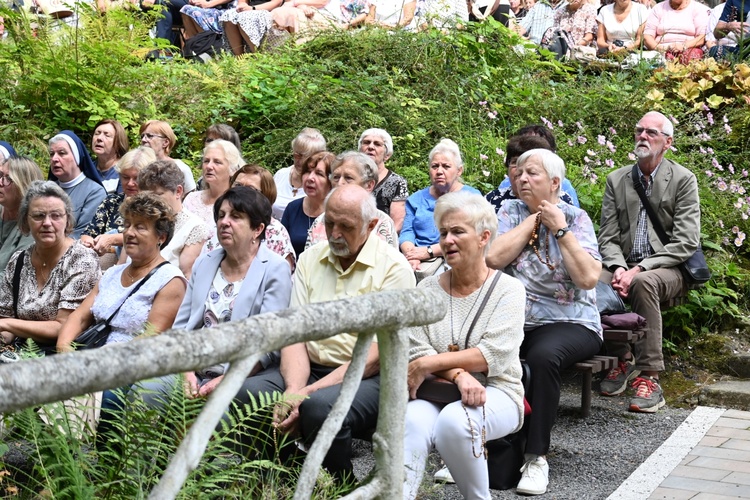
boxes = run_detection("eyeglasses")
[29,211,66,222]
[635,127,670,138]
[141,133,166,140]
[0,174,13,187]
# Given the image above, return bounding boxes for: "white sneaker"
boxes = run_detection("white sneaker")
[516,456,549,495]
[433,465,455,484]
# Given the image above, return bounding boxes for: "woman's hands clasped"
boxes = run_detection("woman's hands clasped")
[408,357,487,407]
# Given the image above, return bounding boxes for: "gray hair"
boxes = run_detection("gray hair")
[428,138,463,167]
[516,148,566,197]
[641,111,674,138]
[433,191,497,256]
[358,128,394,157]
[138,160,185,193]
[331,151,379,188]
[203,139,243,174]
[116,146,157,174]
[291,127,327,157]
[18,180,75,235]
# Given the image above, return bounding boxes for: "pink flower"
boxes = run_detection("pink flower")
[605,159,615,168]
[707,147,715,154]
[567,139,574,146]
[607,141,616,152]
[597,135,606,146]
[480,154,488,160]
[735,237,745,247]
[743,170,748,178]
[487,111,497,119]
[725,124,733,134]
[732,225,739,234]
[706,171,714,177]
[479,101,487,106]
[584,156,591,163]
[628,153,636,161]
[707,112,714,125]
[587,149,596,156]
[482,169,490,177]
[496,148,504,156]
[669,115,679,125]
[576,121,584,130]
[557,120,564,127]
[723,236,730,245]
[718,219,724,228]
[729,164,735,174]
[702,103,710,111]
[541,117,553,129]
[609,127,617,135]
[723,115,729,124]
[712,158,721,169]
[590,173,598,183]
[577,136,587,144]
[718,181,728,191]
[699,146,707,154]
[743,213,749,220]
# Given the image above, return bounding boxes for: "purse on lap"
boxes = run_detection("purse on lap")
[75,262,169,350]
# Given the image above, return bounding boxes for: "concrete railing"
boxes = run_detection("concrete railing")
[0,289,445,499]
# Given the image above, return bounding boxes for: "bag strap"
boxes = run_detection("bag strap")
[12,251,25,318]
[101,261,169,326]
[631,164,671,247]
[464,271,502,349]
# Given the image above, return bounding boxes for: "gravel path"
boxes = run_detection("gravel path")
[352,371,691,499]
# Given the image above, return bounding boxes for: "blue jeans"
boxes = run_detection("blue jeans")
[142,0,188,44]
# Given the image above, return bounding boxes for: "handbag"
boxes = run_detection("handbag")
[74,262,169,350]
[414,256,446,283]
[631,165,710,285]
[415,272,502,403]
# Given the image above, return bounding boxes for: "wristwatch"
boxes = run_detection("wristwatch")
[554,227,570,239]
[427,245,434,258]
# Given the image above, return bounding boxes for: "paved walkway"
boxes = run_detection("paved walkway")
[609,407,750,499]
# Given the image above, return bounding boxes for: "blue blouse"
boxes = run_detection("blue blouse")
[281,197,317,258]
[399,185,481,247]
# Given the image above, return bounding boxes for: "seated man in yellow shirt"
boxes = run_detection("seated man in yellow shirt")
[234,184,415,482]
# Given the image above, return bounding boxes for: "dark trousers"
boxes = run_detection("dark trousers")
[234,363,380,479]
[520,323,602,456]
[141,0,188,44]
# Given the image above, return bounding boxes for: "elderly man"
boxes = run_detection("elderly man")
[234,184,415,481]
[598,111,700,413]
[358,129,409,232]
[305,151,398,250]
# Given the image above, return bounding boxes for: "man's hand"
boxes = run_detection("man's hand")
[198,375,223,397]
[184,372,200,399]
[274,390,307,436]
[611,266,641,298]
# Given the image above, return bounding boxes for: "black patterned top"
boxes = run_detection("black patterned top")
[372,170,409,216]
[82,193,125,238]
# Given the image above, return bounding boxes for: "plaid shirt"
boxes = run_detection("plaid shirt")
[520,1,554,44]
[627,165,660,263]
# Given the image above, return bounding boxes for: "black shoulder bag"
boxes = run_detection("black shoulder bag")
[631,164,710,285]
[74,262,169,350]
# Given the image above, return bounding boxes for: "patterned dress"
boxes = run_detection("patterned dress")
[372,170,409,216]
[182,0,237,34]
[82,193,125,238]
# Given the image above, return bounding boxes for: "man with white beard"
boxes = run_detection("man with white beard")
[234,184,414,483]
[597,111,700,413]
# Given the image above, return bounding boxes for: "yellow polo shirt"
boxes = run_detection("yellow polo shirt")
[292,234,416,367]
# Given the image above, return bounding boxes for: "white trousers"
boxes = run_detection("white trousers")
[403,387,520,500]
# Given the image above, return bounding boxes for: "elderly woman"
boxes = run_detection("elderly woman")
[134,160,210,280]
[272,127,327,219]
[305,151,398,249]
[91,119,129,194]
[204,164,296,271]
[552,0,598,47]
[48,131,107,239]
[140,187,292,404]
[281,151,335,257]
[404,191,526,500]
[643,0,708,62]
[399,138,480,272]
[220,0,284,55]
[486,149,602,496]
[139,120,197,196]
[80,147,157,260]
[0,156,44,276]
[596,0,648,53]
[0,182,100,353]
[358,128,408,232]
[57,193,187,435]
[183,139,242,235]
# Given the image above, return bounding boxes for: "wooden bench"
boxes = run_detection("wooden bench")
[573,355,618,418]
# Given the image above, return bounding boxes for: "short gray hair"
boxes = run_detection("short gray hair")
[358,128,394,156]
[331,151,379,187]
[641,111,674,138]
[116,146,157,174]
[324,186,379,226]
[428,138,463,167]
[19,180,75,235]
[433,191,497,256]
[203,139,243,175]
[291,127,327,157]
[516,148,566,197]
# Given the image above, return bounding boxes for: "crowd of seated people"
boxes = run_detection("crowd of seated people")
[0,111,701,497]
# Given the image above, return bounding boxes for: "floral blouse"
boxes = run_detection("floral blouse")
[553,2,598,44]
[0,241,101,321]
[82,193,125,238]
[497,199,602,337]
[372,170,409,216]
